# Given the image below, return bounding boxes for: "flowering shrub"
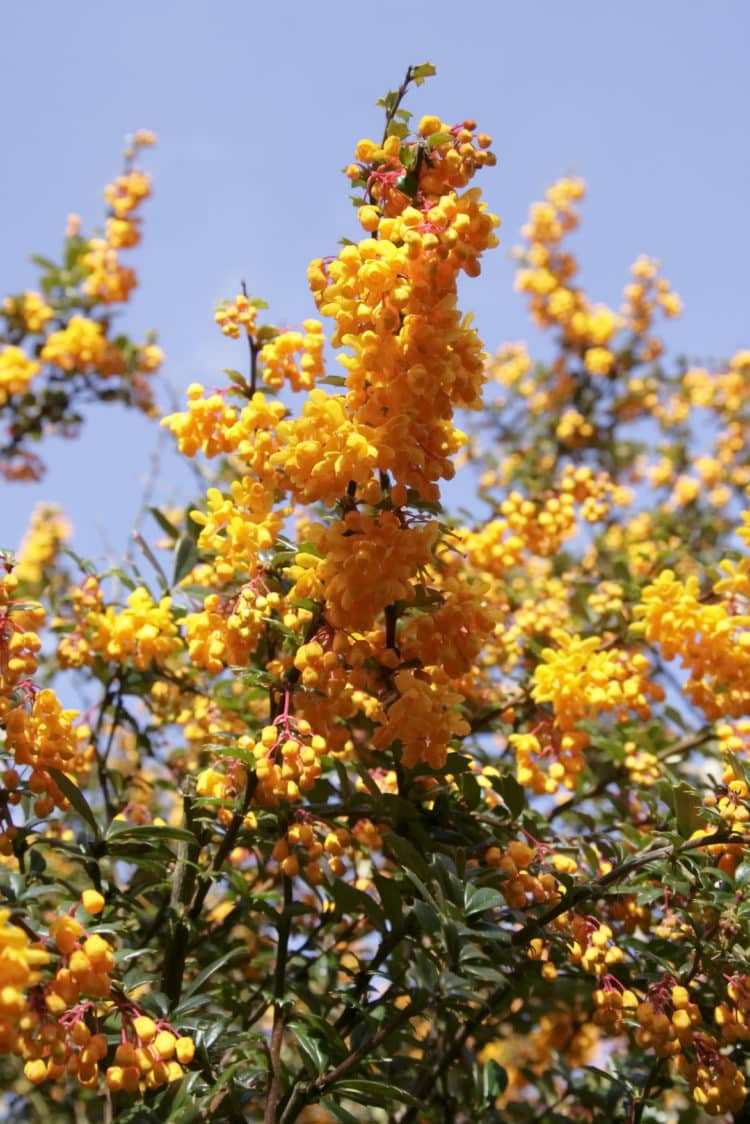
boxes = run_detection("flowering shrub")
[0,130,161,481]
[2,64,750,1122]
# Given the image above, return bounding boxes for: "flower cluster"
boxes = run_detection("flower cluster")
[13,904,195,1094]
[0,908,50,1052]
[57,584,182,671]
[0,130,160,479]
[0,346,40,407]
[0,567,87,822]
[259,319,326,392]
[633,564,750,719]
[19,74,750,1124]
[517,633,663,791]
[14,503,72,591]
[81,133,154,304]
[288,511,438,631]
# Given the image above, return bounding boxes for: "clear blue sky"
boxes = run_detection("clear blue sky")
[2,1,749,562]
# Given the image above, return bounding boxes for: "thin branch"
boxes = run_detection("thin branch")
[627,1057,663,1124]
[549,726,716,822]
[381,66,417,145]
[512,827,750,947]
[265,875,294,1124]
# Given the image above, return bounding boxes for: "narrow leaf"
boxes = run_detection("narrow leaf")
[46,768,101,839]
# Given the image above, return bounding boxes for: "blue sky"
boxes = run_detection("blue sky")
[2,1,749,563]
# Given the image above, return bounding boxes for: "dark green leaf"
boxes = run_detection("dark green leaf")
[322,1099,359,1124]
[183,946,247,998]
[491,773,526,818]
[288,1022,328,1076]
[46,768,101,839]
[413,899,441,934]
[464,885,506,915]
[105,822,198,846]
[330,878,384,931]
[332,1079,419,1107]
[149,506,180,541]
[383,831,432,883]
[172,535,199,586]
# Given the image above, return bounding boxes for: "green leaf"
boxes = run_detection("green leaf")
[105,822,199,846]
[149,506,180,541]
[460,772,481,809]
[332,1079,420,1107]
[322,1099,359,1124]
[133,533,169,592]
[288,1022,328,1076]
[427,131,453,148]
[224,367,248,386]
[183,945,247,998]
[672,783,703,837]
[62,547,98,577]
[163,1072,203,1122]
[491,773,526,818]
[464,885,506,915]
[386,120,409,140]
[372,871,403,924]
[476,1058,508,1102]
[412,62,437,84]
[30,255,59,271]
[413,899,441,934]
[664,705,688,732]
[412,947,438,991]
[172,535,199,586]
[383,831,432,883]
[45,768,101,839]
[330,878,384,931]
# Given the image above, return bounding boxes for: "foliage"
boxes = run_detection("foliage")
[2,64,750,1123]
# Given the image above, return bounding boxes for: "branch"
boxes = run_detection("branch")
[334,913,414,1036]
[512,827,750,947]
[279,1000,417,1124]
[241,279,260,395]
[88,675,125,822]
[549,726,716,822]
[627,1057,664,1124]
[396,998,510,1124]
[160,770,258,1007]
[161,778,201,1004]
[188,771,259,921]
[397,827,750,1122]
[380,66,417,145]
[265,875,294,1124]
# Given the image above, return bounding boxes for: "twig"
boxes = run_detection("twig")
[627,1057,663,1124]
[549,726,716,822]
[381,66,417,145]
[90,675,119,820]
[241,280,260,395]
[265,875,294,1124]
[161,779,201,1004]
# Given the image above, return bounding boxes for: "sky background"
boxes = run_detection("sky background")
[2,1,749,565]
